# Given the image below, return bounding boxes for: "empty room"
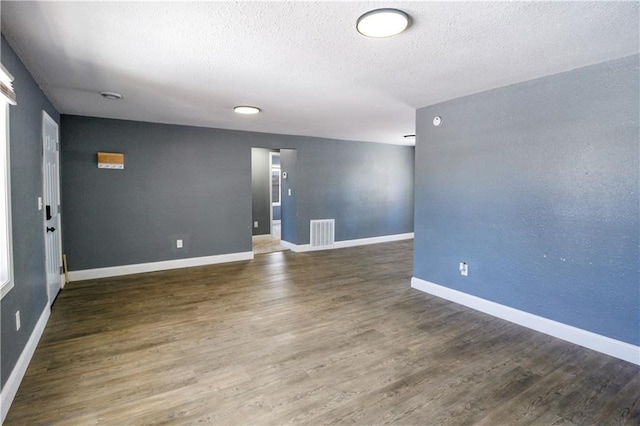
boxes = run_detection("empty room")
[1,2,638,424]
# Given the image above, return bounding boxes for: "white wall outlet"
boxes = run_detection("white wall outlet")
[254,221,259,228]
[15,311,21,331]
[459,262,468,277]
[176,239,183,249]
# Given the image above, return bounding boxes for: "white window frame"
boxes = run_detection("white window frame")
[1,64,15,299]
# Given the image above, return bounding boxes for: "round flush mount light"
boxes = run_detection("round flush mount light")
[433,116,442,126]
[356,8,411,38]
[100,91,122,100]
[234,105,261,115]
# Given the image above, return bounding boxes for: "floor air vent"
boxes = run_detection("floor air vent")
[310,219,335,248]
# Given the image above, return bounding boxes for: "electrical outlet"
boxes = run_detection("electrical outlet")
[254,221,259,228]
[176,239,183,249]
[459,262,468,277]
[15,311,21,331]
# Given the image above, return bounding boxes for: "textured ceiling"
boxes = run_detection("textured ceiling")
[1,1,638,145]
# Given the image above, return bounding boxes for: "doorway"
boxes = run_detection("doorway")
[251,148,287,255]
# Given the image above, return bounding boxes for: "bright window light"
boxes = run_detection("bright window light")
[1,63,15,298]
[1,100,13,298]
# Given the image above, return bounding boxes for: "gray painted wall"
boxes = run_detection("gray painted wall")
[61,117,414,270]
[251,147,276,236]
[296,140,414,243]
[1,36,60,388]
[61,117,253,269]
[414,54,639,346]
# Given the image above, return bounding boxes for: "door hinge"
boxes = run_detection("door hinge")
[58,204,61,213]
[56,142,60,151]
[59,266,64,274]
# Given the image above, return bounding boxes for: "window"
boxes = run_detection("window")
[1,64,16,298]
[271,164,281,206]
[270,152,281,207]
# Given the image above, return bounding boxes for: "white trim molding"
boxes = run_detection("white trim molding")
[280,240,301,252]
[282,232,414,253]
[411,277,640,366]
[1,304,50,423]
[68,251,254,281]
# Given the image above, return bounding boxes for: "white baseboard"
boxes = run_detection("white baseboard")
[279,240,300,252]
[411,277,640,366]
[282,232,414,253]
[68,251,254,281]
[1,303,51,423]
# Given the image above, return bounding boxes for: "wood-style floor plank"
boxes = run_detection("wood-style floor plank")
[5,240,639,425]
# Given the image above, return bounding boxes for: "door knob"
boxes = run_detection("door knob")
[46,227,56,233]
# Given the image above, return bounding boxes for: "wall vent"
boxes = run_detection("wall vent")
[310,219,335,248]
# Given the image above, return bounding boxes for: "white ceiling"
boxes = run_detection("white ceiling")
[1,1,638,145]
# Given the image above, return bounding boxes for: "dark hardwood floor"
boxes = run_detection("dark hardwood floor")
[5,240,639,425]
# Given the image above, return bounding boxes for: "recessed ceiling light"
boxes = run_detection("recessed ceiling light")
[100,91,122,100]
[234,105,261,115]
[404,134,416,141]
[357,8,411,38]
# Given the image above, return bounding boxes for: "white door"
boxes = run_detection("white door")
[42,111,62,305]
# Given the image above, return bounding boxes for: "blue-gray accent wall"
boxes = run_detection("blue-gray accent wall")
[1,36,60,388]
[61,116,414,270]
[414,54,639,346]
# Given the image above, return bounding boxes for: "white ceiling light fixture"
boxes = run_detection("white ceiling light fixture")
[356,8,411,38]
[100,91,122,100]
[234,105,261,115]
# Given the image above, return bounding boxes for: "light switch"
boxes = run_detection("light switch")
[459,262,468,277]
[288,189,292,196]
